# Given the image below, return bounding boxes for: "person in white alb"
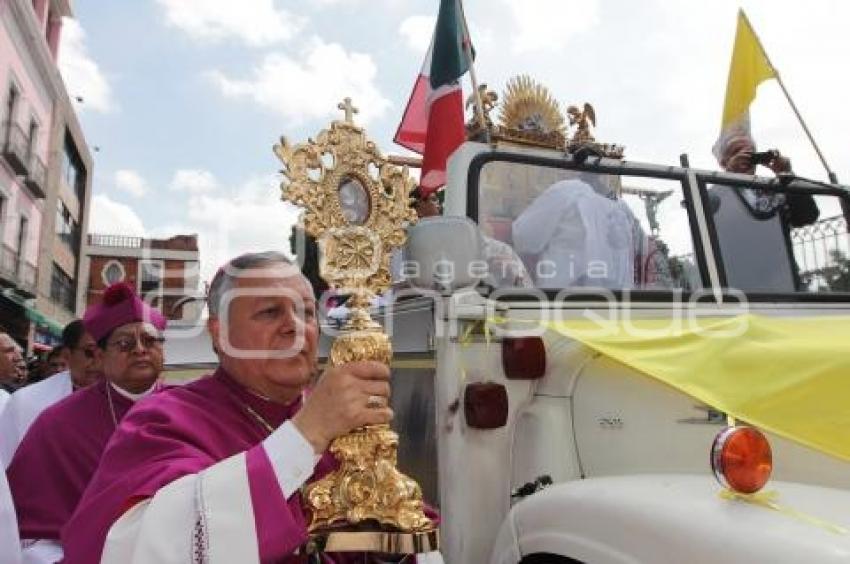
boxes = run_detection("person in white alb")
[0,331,21,396]
[512,174,637,289]
[0,330,20,421]
[0,321,101,468]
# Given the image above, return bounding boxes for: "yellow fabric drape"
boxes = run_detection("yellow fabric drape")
[545,314,850,462]
[719,10,777,129]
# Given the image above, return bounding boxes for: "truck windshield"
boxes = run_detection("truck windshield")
[475,160,701,291]
[707,181,850,294]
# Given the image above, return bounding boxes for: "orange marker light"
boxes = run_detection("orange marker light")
[711,426,773,494]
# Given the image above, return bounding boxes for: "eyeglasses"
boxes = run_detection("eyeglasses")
[106,334,165,353]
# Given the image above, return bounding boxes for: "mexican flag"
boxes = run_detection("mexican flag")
[394,0,473,195]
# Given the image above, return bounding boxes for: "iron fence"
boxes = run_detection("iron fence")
[791,215,850,292]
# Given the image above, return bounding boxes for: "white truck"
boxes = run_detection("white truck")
[359,137,850,564]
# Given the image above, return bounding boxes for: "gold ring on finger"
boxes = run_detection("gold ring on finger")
[366,395,385,409]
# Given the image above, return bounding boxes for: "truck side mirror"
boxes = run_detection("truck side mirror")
[404,216,485,293]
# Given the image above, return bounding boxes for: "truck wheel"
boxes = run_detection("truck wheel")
[520,554,584,564]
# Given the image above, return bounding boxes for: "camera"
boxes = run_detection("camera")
[750,150,778,166]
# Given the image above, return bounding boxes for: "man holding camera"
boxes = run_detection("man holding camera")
[712,134,819,292]
[719,135,818,224]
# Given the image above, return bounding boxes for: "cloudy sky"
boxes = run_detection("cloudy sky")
[58,0,850,282]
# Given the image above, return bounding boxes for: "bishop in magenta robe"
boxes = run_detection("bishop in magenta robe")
[5,283,167,563]
[6,379,135,541]
[62,252,441,563]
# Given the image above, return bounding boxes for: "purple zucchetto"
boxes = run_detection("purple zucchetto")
[83,282,167,341]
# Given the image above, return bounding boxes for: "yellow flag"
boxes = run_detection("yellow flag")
[545,314,850,463]
[715,10,777,155]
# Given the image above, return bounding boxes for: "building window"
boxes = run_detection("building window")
[61,136,86,198]
[26,118,37,161]
[101,260,125,286]
[139,260,163,300]
[16,216,28,269]
[55,200,79,249]
[4,83,19,131]
[50,263,75,311]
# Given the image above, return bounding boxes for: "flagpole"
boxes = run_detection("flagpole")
[742,10,839,183]
[773,76,839,183]
[457,0,488,138]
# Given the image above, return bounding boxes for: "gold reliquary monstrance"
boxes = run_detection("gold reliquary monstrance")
[274,98,438,556]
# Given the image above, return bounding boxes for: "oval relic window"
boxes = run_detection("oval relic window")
[338,176,370,225]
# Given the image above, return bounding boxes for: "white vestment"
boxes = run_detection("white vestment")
[1,466,22,564]
[0,371,73,468]
[101,422,443,564]
[0,389,9,417]
[512,179,635,289]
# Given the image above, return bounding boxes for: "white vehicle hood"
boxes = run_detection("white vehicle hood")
[491,474,850,564]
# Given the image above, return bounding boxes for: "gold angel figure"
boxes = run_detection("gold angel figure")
[566,102,596,144]
[465,84,498,126]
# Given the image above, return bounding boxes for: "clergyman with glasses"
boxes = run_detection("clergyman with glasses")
[5,283,166,564]
[0,321,101,469]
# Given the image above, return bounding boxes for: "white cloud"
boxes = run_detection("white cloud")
[57,18,115,113]
[91,170,298,284]
[179,174,300,282]
[398,14,494,65]
[399,15,435,53]
[170,169,219,194]
[114,169,149,198]
[501,0,600,54]
[154,0,305,47]
[208,37,391,126]
[89,195,147,236]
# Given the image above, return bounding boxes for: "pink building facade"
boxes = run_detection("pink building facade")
[1,0,92,353]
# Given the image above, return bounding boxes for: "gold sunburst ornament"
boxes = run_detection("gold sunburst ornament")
[274,98,438,556]
[495,75,566,148]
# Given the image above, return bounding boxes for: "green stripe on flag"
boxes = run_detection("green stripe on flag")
[430,0,473,89]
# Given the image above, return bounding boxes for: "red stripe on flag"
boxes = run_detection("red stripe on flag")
[393,73,432,154]
[419,87,465,196]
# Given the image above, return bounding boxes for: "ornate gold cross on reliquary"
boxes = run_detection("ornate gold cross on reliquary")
[274,98,438,555]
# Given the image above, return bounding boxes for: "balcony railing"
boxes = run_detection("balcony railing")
[0,244,17,282]
[88,234,144,248]
[1,122,29,176]
[24,153,47,198]
[17,261,37,296]
[0,243,37,296]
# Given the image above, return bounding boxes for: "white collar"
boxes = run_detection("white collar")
[109,381,158,402]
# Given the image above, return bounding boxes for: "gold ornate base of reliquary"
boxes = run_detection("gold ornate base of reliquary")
[274,99,438,556]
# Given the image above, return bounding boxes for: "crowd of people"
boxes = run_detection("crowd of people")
[0,252,441,564]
